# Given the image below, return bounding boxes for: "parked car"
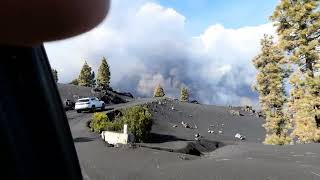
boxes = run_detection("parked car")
[75,97,105,113]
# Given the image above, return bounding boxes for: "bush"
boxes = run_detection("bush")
[264,134,291,145]
[90,112,110,133]
[120,106,152,142]
[90,106,153,142]
[103,118,123,132]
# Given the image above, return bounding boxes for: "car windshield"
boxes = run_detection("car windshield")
[44,0,320,180]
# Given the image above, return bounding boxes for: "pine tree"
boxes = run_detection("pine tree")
[97,57,111,89]
[253,35,291,145]
[271,0,320,143]
[51,69,58,83]
[90,71,96,87]
[153,84,165,97]
[78,61,94,87]
[180,87,189,102]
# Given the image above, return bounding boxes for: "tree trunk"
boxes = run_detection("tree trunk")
[306,58,314,77]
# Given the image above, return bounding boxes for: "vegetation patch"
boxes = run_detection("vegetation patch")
[117,106,152,142]
[153,84,165,97]
[90,106,153,143]
[90,112,110,133]
[180,87,189,102]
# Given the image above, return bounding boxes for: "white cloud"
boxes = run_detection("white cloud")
[45,0,275,106]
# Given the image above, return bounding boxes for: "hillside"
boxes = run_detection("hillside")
[57,83,134,104]
[67,98,320,179]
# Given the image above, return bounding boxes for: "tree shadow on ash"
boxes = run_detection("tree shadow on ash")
[149,133,188,143]
[73,137,96,143]
[142,133,224,157]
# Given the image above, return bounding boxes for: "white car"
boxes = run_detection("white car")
[75,97,105,113]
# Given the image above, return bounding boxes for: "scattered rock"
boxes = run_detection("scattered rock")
[105,142,114,147]
[189,115,193,117]
[230,110,242,116]
[218,131,223,134]
[208,130,214,134]
[181,121,191,128]
[195,137,200,141]
[171,106,175,110]
[235,133,246,140]
[114,144,120,148]
[256,111,265,118]
[178,155,189,160]
[193,123,198,129]
[172,124,178,128]
[158,101,162,105]
[242,105,253,112]
[195,133,200,138]
[190,100,200,104]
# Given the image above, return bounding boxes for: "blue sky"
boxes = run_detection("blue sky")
[157,0,279,35]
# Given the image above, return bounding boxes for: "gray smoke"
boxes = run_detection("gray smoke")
[114,58,257,105]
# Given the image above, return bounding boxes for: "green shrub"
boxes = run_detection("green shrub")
[121,106,152,142]
[90,106,153,142]
[264,134,292,145]
[103,118,123,132]
[90,112,110,133]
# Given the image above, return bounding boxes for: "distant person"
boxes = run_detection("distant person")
[65,99,71,106]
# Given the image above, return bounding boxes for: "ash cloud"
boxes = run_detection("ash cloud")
[45,1,275,106]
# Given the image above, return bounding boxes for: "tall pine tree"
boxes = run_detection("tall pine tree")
[153,84,165,97]
[180,87,189,102]
[78,61,94,87]
[271,0,320,143]
[253,35,291,145]
[97,57,111,89]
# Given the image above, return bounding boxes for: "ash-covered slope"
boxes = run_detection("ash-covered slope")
[57,83,93,101]
[148,99,265,144]
[57,83,134,104]
[69,98,320,180]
